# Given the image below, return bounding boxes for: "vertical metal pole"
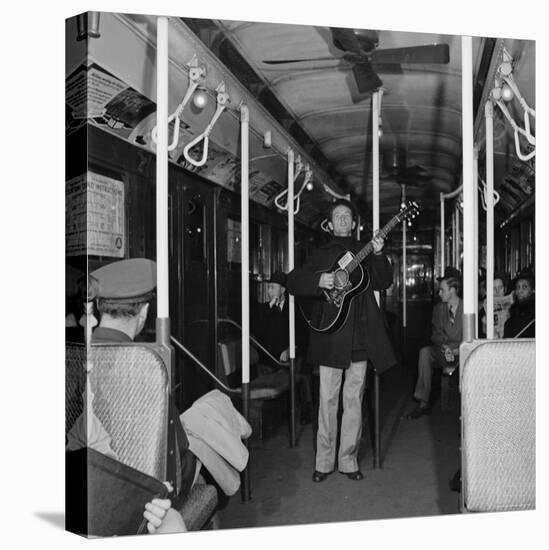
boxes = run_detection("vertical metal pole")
[155,16,170,346]
[462,36,475,342]
[372,91,380,306]
[440,193,445,277]
[287,149,296,447]
[240,105,251,501]
[371,91,381,467]
[473,146,479,338]
[456,202,461,267]
[452,209,456,267]
[401,185,407,329]
[485,101,495,339]
[374,372,381,468]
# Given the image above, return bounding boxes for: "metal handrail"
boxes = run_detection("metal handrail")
[170,335,240,394]
[217,317,290,368]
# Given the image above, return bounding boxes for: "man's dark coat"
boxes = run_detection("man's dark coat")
[287,236,397,373]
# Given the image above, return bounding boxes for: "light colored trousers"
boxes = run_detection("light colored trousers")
[316,361,367,473]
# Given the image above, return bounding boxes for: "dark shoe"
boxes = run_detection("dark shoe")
[340,470,364,481]
[312,470,332,482]
[403,403,430,420]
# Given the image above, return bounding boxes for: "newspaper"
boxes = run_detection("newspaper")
[482,294,514,338]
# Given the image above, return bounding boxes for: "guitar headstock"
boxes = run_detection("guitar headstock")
[396,200,420,224]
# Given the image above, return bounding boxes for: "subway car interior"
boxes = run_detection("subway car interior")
[65,10,536,537]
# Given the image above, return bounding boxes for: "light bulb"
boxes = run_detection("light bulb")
[192,89,208,109]
[499,61,513,77]
[501,84,514,102]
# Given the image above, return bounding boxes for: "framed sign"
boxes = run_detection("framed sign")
[66,171,125,257]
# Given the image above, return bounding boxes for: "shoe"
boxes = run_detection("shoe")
[312,470,332,482]
[340,470,364,481]
[403,404,430,420]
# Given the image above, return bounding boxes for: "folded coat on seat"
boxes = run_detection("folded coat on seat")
[180,390,252,495]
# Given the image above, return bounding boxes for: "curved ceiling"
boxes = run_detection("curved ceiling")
[196,20,487,221]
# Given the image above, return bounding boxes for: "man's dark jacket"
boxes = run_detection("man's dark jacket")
[286,236,397,373]
[253,299,289,359]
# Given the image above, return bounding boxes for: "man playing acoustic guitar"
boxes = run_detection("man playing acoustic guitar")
[287,199,397,482]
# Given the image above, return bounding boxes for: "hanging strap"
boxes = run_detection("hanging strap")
[182,82,229,167]
[151,55,206,151]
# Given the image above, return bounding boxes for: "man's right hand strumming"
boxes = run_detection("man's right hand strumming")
[319,272,335,290]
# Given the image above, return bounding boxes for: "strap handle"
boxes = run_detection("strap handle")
[183,82,229,167]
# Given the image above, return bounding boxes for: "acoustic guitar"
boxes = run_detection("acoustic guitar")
[301,200,420,333]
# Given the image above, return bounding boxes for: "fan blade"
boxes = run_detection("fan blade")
[352,61,383,93]
[262,56,342,64]
[371,44,450,65]
[371,63,403,75]
[330,27,362,53]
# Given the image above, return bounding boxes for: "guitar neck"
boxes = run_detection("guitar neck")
[348,215,401,272]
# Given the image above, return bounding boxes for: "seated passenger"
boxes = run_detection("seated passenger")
[90,258,198,516]
[405,268,462,419]
[479,274,513,338]
[91,258,250,511]
[253,271,291,365]
[504,271,535,338]
[252,271,313,424]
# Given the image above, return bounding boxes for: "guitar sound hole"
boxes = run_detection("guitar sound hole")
[334,269,349,289]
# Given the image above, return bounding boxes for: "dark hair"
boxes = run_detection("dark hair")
[515,273,535,290]
[326,199,358,221]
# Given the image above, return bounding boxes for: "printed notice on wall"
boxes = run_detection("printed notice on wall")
[66,172,125,257]
[66,64,128,120]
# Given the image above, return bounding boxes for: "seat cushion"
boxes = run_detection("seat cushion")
[250,370,290,399]
[178,483,218,531]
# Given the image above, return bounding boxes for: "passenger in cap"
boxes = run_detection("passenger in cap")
[91,258,156,343]
[252,271,313,425]
[87,257,189,534]
[256,271,290,362]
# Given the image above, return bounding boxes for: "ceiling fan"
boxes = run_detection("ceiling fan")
[262,27,450,93]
